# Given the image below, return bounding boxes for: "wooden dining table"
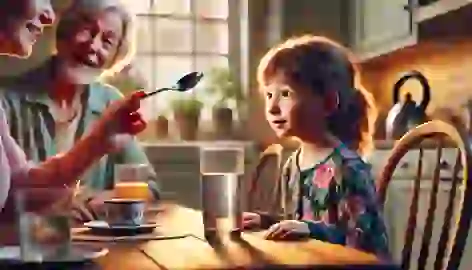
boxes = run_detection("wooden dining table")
[0,203,400,269]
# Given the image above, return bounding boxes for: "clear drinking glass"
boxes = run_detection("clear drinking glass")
[114,164,151,200]
[15,188,72,262]
[200,145,244,239]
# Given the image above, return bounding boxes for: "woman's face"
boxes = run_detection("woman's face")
[56,9,124,83]
[0,0,55,57]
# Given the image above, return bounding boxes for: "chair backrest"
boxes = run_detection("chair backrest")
[246,144,286,213]
[377,120,472,270]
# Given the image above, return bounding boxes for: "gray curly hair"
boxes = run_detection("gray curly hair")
[56,0,136,77]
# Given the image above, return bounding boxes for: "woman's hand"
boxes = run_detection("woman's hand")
[92,91,147,146]
[242,212,261,229]
[71,189,115,223]
[265,220,310,240]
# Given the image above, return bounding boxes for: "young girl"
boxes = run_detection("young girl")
[242,35,389,257]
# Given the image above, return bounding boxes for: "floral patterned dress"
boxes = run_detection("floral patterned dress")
[281,144,389,257]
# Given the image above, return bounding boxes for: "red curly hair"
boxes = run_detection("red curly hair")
[257,35,377,156]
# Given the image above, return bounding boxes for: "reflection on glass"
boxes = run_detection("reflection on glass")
[153,0,191,15]
[133,56,154,89]
[196,55,229,73]
[196,22,228,54]
[155,18,193,53]
[120,0,152,15]
[135,17,154,53]
[155,56,193,87]
[195,0,229,18]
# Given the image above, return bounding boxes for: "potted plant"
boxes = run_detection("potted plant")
[205,67,243,139]
[171,95,203,141]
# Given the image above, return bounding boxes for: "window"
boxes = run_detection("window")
[121,0,236,121]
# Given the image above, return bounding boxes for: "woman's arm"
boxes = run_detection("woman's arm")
[9,91,146,190]
[17,130,108,188]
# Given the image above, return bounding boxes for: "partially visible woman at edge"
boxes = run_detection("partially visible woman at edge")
[0,0,147,213]
[2,0,160,220]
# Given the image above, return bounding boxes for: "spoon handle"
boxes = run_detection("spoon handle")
[141,88,171,99]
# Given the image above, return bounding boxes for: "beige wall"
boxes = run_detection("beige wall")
[362,39,472,114]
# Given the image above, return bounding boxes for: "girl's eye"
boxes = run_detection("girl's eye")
[281,90,291,98]
[266,92,273,99]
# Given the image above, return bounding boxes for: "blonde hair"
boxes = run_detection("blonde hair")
[56,0,136,77]
[257,35,377,156]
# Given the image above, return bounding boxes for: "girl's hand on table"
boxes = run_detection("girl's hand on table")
[265,220,310,240]
[242,212,261,229]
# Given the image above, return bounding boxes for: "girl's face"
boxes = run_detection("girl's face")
[1,0,55,57]
[263,72,331,139]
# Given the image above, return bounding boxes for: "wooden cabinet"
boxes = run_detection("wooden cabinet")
[280,0,351,47]
[349,0,417,60]
[277,0,417,61]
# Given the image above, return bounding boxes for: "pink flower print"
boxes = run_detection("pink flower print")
[345,195,367,219]
[346,228,364,247]
[312,164,335,189]
[321,210,333,224]
[303,209,314,220]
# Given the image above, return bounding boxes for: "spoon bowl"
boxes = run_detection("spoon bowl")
[176,71,204,91]
[142,71,204,99]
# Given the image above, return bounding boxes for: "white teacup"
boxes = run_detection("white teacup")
[103,199,145,226]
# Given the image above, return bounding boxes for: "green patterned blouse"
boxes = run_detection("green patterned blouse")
[281,143,389,257]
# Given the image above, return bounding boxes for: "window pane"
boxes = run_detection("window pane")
[133,56,156,89]
[196,22,228,53]
[155,56,193,88]
[121,0,151,15]
[153,0,191,15]
[195,55,228,73]
[195,0,228,18]
[135,17,154,53]
[155,18,193,53]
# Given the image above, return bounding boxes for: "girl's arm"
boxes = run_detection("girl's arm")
[302,163,389,256]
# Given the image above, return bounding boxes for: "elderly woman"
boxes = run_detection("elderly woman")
[0,0,148,213]
[1,0,160,218]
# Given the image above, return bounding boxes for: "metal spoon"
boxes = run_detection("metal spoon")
[142,71,204,99]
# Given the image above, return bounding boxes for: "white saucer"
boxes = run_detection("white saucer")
[0,244,108,264]
[84,220,158,235]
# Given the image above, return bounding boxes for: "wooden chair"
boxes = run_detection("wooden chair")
[246,144,286,213]
[378,120,472,270]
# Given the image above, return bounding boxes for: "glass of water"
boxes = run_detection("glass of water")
[114,164,151,200]
[15,188,73,262]
[200,145,244,240]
